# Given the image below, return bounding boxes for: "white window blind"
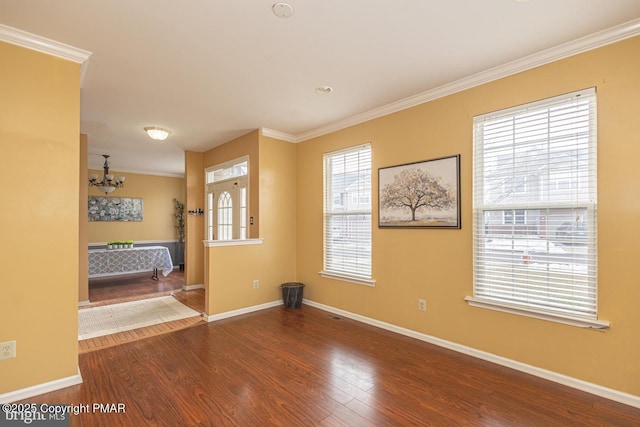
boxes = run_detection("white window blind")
[323,144,372,281]
[472,88,599,321]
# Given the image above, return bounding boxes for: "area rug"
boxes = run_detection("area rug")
[78,296,201,340]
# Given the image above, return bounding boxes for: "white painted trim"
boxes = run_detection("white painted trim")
[183,284,205,291]
[0,368,83,404]
[302,299,640,409]
[0,24,92,86]
[78,300,90,307]
[465,297,610,330]
[0,24,92,63]
[203,238,264,247]
[260,18,640,144]
[260,127,297,143]
[204,300,282,322]
[319,271,376,287]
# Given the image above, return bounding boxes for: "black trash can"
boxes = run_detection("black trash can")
[281,282,305,308]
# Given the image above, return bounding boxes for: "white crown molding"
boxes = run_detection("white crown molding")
[260,127,297,143]
[303,299,640,409]
[0,24,92,64]
[0,24,92,86]
[0,368,83,404]
[291,18,640,143]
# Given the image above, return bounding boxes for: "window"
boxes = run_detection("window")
[217,191,233,240]
[321,144,373,284]
[470,88,606,328]
[205,157,249,240]
[503,210,526,225]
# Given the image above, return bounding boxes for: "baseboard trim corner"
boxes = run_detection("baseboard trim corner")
[302,299,640,409]
[204,300,282,322]
[0,367,83,403]
[183,284,205,291]
[78,300,90,307]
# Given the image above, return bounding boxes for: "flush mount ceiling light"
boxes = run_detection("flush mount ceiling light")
[315,86,333,95]
[272,2,294,18]
[144,126,171,141]
[88,155,125,195]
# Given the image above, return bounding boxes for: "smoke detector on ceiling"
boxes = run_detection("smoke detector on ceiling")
[272,3,294,18]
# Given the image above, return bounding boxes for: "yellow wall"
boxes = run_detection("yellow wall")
[204,133,297,315]
[296,36,640,396]
[185,151,204,287]
[88,170,184,243]
[0,41,80,393]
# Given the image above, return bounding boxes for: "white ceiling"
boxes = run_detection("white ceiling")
[1,1,640,177]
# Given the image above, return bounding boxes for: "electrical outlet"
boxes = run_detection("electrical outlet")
[418,299,427,312]
[253,280,259,289]
[0,340,16,360]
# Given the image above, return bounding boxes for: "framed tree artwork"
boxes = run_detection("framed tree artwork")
[378,154,461,229]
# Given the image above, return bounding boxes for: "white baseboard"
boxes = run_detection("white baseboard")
[303,299,640,409]
[78,300,90,307]
[183,284,205,291]
[0,368,83,403]
[204,300,282,322]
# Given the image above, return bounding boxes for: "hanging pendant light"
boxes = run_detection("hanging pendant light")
[88,155,125,194]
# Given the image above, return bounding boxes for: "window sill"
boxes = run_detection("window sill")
[319,271,376,287]
[203,238,263,247]
[464,297,610,330]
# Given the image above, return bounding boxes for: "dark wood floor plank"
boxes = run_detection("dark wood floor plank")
[18,305,640,426]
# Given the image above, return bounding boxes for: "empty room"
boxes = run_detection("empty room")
[1,1,640,425]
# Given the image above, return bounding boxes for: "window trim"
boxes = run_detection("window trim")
[205,156,250,241]
[465,296,609,329]
[319,270,376,287]
[469,88,607,329]
[321,143,374,285]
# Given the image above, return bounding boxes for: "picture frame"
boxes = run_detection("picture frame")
[88,196,144,222]
[378,154,460,229]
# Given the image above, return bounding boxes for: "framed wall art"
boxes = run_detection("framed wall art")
[88,197,144,222]
[379,154,460,229]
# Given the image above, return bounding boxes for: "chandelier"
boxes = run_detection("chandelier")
[88,155,125,194]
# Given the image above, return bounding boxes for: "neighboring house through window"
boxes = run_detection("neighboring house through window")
[321,144,374,285]
[469,88,607,328]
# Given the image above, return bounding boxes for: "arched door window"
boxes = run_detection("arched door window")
[205,157,249,241]
[217,191,233,240]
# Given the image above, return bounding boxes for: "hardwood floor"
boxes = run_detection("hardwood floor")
[28,305,640,426]
[80,270,206,353]
[88,270,188,305]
